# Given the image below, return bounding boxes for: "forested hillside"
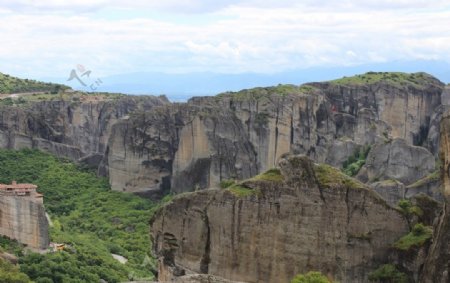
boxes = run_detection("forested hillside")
[0,149,167,282]
[0,73,69,94]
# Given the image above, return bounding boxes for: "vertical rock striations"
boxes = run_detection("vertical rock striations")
[0,193,49,249]
[420,110,450,283]
[150,155,409,283]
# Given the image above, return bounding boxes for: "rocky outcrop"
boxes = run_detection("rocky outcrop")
[0,194,49,249]
[0,96,168,169]
[105,105,258,195]
[105,73,445,195]
[0,73,445,199]
[420,111,450,283]
[150,155,409,283]
[370,179,406,206]
[357,138,435,185]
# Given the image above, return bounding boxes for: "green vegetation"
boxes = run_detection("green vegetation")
[342,145,371,176]
[252,168,284,182]
[393,223,433,251]
[368,264,407,283]
[254,112,270,127]
[330,72,434,89]
[0,72,69,94]
[406,171,440,189]
[397,199,423,217]
[227,184,259,197]
[0,257,32,283]
[290,271,331,283]
[217,83,317,101]
[0,148,162,282]
[220,179,236,189]
[315,163,365,190]
[0,236,26,257]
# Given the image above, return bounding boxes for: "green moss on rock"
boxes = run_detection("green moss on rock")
[227,184,259,197]
[393,223,432,251]
[253,168,284,182]
[368,264,407,283]
[315,164,365,190]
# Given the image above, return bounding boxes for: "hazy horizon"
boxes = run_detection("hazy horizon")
[1,0,449,100]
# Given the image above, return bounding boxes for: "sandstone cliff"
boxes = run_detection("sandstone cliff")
[0,73,445,201]
[420,110,450,283]
[150,155,409,283]
[0,194,49,249]
[104,72,445,198]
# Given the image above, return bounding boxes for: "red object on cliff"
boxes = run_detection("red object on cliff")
[0,181,38,196]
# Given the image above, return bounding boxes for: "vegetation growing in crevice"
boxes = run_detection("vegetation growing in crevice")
[315,163,365,190]
[290,271,331,283]
[342,145,371,176]
[397,199,424,229]
[219,179,235,189]
[227,184,259,197]
[406,170,440,189]
[368,264,407,283]
[0,148,162,282]
[393,223,433,251]
[252,168,284,182]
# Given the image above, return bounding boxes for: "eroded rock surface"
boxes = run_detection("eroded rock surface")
[0,194,49,249]
[0,73,445,199]
[420,111,450,283]
[106,73,445,195]
[357,138,435,185]
[150,155,409,283]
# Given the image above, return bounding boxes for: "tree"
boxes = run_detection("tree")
[291,271,331,283]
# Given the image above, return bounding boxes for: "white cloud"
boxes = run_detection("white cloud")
[0,0,449,78]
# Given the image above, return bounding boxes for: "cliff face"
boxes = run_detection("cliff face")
[105,104,258,195]
[150,155,409,283]
[105,73,444,195]
[420,111,450,283]
[0,194,49,249]
[0,96,168,169]
[0,73,444,199]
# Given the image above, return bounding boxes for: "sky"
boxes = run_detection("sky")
[0,0,450,90]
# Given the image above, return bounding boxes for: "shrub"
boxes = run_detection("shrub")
[368,264,407,283]
[290,271,331,283]
[342,145,371,176]
[393,223,432,251]
[220,179,235,189]
[253,168,284,182]
[0,149,158,281]
[0,257,32,283]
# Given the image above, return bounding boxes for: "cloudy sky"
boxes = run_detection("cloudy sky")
[1,0,450,80]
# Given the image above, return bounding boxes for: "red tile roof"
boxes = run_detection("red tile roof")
[0,181,38,190]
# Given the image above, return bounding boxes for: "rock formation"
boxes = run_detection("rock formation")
[356,138,435,185]
[0,182,49,249]
[0,73,445,202]
[150,155,409,283]
[420,110,450,283]
[0,95,168,170]
[103,73,445,198]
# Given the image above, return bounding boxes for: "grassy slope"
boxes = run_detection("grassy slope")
[0,73,70,94]
[329,71,437,89]
[216,84,317,101]
[0,149,164,283]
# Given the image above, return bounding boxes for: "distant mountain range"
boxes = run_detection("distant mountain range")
[41,60,450,101]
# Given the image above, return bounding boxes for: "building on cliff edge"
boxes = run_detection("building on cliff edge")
[0,181,49,250]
